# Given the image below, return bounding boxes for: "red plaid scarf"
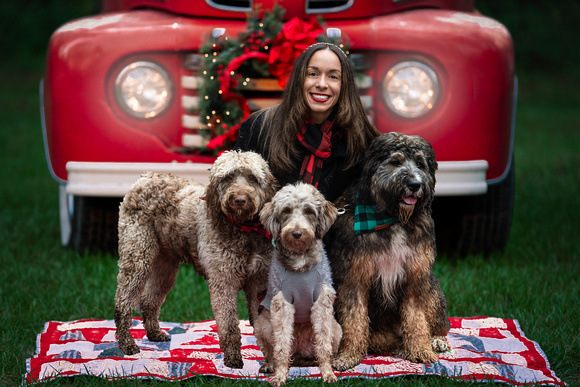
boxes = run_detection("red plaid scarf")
[297,114,339,187]
[226,215,273,241]
[200,197,273,241]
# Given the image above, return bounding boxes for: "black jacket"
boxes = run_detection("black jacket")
[233,112,360,202]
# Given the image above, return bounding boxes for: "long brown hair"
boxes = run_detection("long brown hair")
[253,43,380,175]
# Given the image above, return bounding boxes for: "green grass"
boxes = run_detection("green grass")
[0,57,578,386]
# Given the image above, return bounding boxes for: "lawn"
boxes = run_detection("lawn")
[0,53,578,386]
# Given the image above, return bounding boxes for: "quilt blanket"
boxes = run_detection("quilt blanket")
[25,316,565,385]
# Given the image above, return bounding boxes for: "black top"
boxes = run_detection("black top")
[233,112,360,202]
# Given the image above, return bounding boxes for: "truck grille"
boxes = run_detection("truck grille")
[306,0,353,13]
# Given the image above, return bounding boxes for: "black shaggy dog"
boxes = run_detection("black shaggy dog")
[327,132,450,371]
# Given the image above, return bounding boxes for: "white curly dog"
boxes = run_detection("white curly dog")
[254,182,341,386]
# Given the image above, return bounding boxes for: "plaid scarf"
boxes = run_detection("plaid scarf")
[354,192,399,235]
[297,114,339,187]
[200,197,273,241]
[226,215,273,241]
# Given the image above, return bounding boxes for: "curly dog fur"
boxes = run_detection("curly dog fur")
[114,150,277,369]
[255,183,341,386]
[327,133,450,371]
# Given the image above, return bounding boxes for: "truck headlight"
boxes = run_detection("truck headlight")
[114,61,173,119]
[382,61,439,118]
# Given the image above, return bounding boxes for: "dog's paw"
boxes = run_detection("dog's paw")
[224,352,244,369]
[260,362,275,374]
[404,349,439,364]
[321,371,338,384]
[147,331,170,342]
[332,353,361,371]
[268,375,287,387]
[119,343,140,356]
[431,336,449,352]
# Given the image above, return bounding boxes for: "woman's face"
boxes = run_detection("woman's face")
[302,49,342,124]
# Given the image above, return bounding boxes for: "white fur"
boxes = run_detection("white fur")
[374,227,411,306]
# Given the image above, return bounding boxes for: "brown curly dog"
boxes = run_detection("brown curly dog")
[114,150,277,369]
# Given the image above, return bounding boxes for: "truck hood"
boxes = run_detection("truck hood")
[103,0,474,20]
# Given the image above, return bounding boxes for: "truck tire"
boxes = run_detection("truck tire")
[433,159,515,257]
[59,187,121,253]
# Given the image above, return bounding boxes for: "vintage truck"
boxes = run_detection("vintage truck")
[42,0,515,256]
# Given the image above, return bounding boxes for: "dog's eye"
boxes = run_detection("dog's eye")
[304,207,316,216]
[246,174,258,183]
[389,160,401,167]
[281,207,292,214]
[416,161,425,169]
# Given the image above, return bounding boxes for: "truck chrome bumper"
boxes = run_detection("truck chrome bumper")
[65,160,488,197]
[65,161,212,197]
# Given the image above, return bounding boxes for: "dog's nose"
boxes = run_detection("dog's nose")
[407,180,421,192]
[234,196,247,207]
[292,230,302,239]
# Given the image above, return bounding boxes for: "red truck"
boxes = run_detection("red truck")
[42,0,515,256]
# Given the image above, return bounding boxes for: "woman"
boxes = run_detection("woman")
[234,42,380,202]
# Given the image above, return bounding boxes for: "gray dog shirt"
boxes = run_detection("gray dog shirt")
[260,247,333,323]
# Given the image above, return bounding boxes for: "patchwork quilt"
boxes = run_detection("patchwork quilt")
[25,316,565,385]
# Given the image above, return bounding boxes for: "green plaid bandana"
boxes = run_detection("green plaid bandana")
[354,192,399,235]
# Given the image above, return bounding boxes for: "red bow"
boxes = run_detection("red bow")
[269,17,324,87]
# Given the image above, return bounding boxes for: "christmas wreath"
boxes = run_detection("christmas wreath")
[193,6,349,155]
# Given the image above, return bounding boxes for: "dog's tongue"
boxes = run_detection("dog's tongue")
[403,195,417,205]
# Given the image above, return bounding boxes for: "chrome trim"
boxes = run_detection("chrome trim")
[306,0,353,14]
[66,162,212,197]
[487,76,518,186]
[40,79,66,184]
[206,0,250,12]
[435,161,489,196]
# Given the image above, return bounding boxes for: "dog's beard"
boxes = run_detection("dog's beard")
[226,205,257,222]
[280,228,314,255]
[398,203,414,224]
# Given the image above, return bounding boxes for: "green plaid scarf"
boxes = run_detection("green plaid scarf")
[354,192,399,235]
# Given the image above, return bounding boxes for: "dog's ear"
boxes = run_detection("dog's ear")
[204,181,221,215]
[259,201,279,239]
[419,137,438,188]
[263,172,279,203]
[316,200,339,239]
